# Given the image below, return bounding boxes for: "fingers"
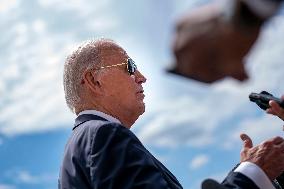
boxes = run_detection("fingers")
[266,108,276,115]
[266,101,279,115]
[267,100,284,121]
[271,136,284,145]
[239,135,284,180]
[269,100,281,112]
[240,133,253,149]
[263,136,284,149]
[258,137,284,180]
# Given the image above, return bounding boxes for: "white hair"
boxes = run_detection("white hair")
[63,38,126,112]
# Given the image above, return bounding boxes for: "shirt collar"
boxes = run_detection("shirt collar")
[78,110,121,124]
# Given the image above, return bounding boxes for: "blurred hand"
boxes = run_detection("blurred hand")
[240,133,284,180]
[266,95,284,121]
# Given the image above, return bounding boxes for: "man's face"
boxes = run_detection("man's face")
[98,53,147,118]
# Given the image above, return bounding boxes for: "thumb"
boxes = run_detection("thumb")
[240,133,253,149]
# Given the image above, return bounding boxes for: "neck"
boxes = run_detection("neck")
[76,104,137,129]
[97,106,137,129]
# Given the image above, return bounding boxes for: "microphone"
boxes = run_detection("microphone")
[202,179,226,189]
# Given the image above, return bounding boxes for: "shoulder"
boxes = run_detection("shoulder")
[71,119,138,145]
[95,122,136,139]
[74,120,132,140]
[64,121,138,161]
[90,122,142,151]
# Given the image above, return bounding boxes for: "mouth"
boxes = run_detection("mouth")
[136,87,144,93]
[136,89,145,98]
[137,89,144,94]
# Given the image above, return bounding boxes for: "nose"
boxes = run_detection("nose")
[135,70,147,84]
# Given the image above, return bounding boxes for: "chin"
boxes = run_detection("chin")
[130,100,146,117]
[133,102,145,115]
[138,103,146,115]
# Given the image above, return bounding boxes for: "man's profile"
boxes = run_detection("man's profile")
[59,38,284,189]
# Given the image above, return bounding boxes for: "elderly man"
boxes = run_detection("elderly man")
[59,38,284,189]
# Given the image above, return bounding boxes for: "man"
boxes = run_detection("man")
[59,38,284,189]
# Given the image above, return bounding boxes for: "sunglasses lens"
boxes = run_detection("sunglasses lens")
[127,58,137,75]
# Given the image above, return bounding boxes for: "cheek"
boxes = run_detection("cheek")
[106,81,134,98]
[118,86,137,105]
[102,73,136,99]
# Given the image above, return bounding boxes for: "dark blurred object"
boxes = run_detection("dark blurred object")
[170,0,283,83]
[249,91,284,110]
[202,177,284,189]
[202,175,284,189]
[275,173,284,189]
[202,179,226,189]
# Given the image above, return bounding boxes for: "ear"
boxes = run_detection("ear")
[82,70,104,95]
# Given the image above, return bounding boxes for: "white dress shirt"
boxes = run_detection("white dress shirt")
[235,161,275,189]
[78,109,121,124]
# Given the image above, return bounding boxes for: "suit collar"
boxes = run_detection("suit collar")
[73,114,108,130]
[78,110,121,124]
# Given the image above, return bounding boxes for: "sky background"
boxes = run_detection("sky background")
[1,0,284,189]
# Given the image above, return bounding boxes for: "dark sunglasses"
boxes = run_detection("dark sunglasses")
[94,58,137,75]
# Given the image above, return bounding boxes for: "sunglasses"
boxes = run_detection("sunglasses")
[94,58,137,75]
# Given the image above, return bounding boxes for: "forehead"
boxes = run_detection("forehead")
[101,47,129,66]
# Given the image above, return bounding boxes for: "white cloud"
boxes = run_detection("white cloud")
[12,22,28,35]
[189,154,210,170]
[0,0,19,14]
[7,170,57,185]
[38,0,111,17]
[87,17,120,32]
[223,114,283,149]
[0,184,16,189]
[11,22,29,47]
[138,78,250,147]
[0,20,75,136]
[37,0,119,33]
[16,171,38,184]
[32,19,46,34]
[138,95,216,147]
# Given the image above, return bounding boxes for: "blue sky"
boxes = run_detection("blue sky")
[1,0,284,189]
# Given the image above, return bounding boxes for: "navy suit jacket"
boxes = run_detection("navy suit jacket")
[59,114,260,189]
[59,114,183,189]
